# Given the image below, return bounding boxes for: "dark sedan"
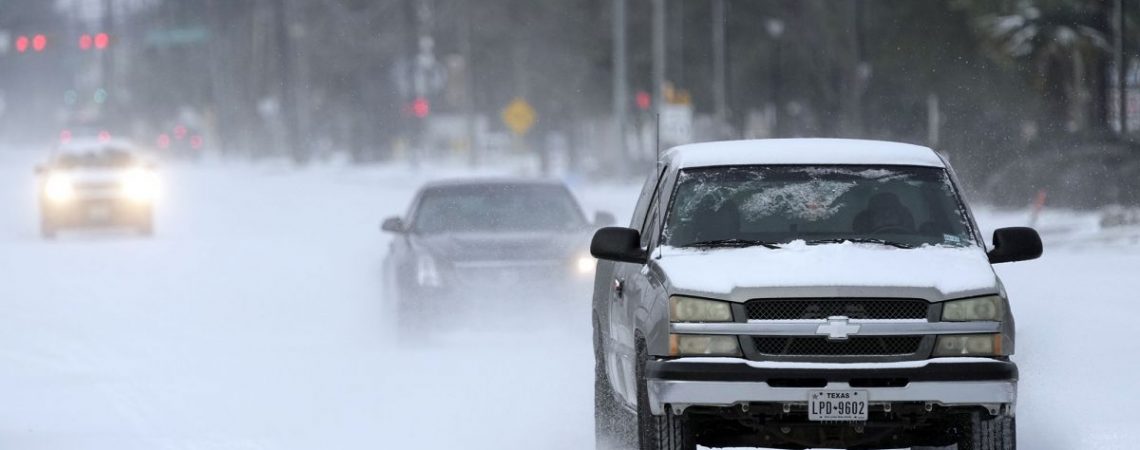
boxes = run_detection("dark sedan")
[380,179,614,334]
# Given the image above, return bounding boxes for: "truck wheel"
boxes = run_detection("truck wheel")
[954,412,1015,450]
[635,339,695,450]
[595,320,633,449]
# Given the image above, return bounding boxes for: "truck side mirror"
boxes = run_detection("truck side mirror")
[988,227,1043,264]
[591,227,647,264]
[381,217,405,233]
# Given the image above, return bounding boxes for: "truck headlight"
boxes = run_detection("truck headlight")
[670,296,733,322]
[44,173,76,203]
[942,295,1005,321]
[933,334,1003,356]
[669,334,741,356]
[120,168,160,203]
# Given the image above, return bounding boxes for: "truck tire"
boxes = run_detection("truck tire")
[595,319,633,449]
[955,412,1015,450]
[636,339,695,450]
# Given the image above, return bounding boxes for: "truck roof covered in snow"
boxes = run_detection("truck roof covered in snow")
[664,139,945,169]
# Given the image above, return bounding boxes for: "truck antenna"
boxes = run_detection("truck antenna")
[655,113,661,163]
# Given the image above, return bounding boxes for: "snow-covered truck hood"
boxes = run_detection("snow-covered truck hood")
[654,242,1000,302]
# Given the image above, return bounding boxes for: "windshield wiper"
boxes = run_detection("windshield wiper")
[685,239,782,249]
[805,238,916,249]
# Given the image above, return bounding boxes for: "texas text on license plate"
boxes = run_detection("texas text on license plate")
[808,390,868,421]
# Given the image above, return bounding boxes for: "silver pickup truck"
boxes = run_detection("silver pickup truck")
[590,139,1041,450]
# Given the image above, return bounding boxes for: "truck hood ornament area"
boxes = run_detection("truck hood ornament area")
[816,316,861,340]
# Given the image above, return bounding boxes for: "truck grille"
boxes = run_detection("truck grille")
[752,336,924,356]
[745,299,929,320]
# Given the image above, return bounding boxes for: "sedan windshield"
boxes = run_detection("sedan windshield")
[663,166,976,248]
[413,184,586,233]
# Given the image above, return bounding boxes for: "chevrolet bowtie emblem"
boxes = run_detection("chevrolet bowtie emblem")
[817,316,860,340]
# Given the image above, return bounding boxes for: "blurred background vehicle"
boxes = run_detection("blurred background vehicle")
[380,178,614,335]
[35,139,159,238]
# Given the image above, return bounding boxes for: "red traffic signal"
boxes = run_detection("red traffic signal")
[94,33,110,50]
[411,97,430,119]
[635,91,652,111]
[32,34,47,52]
[79,33,110,50]
[15,35,29,53]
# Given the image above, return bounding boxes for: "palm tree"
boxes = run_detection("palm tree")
[975,0,1111,135]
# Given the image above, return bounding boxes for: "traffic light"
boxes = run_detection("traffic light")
[14,34,49,53]
[636,91,652,111]
[79,33,111,50]
[412,97,430,119]
[94,33,109,50]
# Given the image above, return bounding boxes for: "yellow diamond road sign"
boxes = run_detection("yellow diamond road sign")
[502,98,537,136]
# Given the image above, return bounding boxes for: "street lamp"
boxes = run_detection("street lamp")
[766,19,785,137]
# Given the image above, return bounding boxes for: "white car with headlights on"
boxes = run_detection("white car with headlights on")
[36,146,160,238]
[590,139,1042,450]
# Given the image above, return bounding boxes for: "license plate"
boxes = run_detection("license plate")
[87,205,111,221]
[808,390,868,422]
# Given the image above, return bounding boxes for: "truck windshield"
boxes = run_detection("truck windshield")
[663,166,976,249]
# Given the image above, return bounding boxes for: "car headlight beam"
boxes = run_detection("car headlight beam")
[575,254,595,275]
[670,296,733,322]
[942,295,1005,321]
[44,173,76,203]
[120,168,160,203]
[415,255,442,287]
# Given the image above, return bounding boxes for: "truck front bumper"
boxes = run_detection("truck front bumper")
[645,357,1017,415]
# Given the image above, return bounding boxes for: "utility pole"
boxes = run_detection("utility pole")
[652,0,666,116]
[101,0,115,116]
[712,0,727,131]
[766,19,784,138]
[1116,0,1127,134]
[459,1,478,166]
[613,0,629,169]
[273,0,300,161]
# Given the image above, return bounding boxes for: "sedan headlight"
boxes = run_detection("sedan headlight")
[942,295,1005,321]
[415,254,442,287]
[670,296,733,322]
[44,173,76,203]
[574,253,595,276]
[120,168,160,203]
[933,334,1003,356]
[669,334,741,356]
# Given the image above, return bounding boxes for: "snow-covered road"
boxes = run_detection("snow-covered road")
[0,154,1136,449]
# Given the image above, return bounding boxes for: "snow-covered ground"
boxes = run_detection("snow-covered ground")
[0,151,1136,449]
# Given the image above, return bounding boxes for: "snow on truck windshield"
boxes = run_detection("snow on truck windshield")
[664,165,976,249]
